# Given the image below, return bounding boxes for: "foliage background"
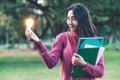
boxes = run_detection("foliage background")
[0,0,120,47]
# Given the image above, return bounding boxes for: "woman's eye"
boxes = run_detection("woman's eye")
[66,18,70,20]
[66,16,77,22]
[72,17,77,21]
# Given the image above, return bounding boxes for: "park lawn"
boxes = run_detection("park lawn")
[98,49,120,80]
[0,50,60,80]
[0,49,120,80]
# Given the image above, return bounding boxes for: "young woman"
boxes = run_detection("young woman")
[25,3,104,80]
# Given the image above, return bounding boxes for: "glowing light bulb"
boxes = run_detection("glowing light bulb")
[25,18,34,29]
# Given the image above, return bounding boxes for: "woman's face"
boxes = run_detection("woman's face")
[66,10,79,31]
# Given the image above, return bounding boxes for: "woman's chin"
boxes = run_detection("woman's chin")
[70,28,77,31]
[69,26,78,31]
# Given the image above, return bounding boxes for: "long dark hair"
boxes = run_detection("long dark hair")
[66,3,98,37]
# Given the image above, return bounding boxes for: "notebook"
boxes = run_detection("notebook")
[71,37,104,77]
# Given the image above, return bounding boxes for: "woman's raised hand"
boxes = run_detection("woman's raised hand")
[25,28,40,42]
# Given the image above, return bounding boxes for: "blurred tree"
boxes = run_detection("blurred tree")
[85,0,120,45]
[0,0,120,46]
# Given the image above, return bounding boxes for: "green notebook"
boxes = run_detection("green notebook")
[71,48,99,77]
[71,37,104,77]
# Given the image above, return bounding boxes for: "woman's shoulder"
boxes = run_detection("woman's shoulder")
[57,31,68,37]
[55,31,69,46]
[56,31,68,39]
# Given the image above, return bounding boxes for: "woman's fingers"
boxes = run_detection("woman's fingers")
[72,53,86,66]
[73,53,83,60]
[25,28,32,41]
[72,56,75,65]
[25,28,40,42]
[73,53,80,58]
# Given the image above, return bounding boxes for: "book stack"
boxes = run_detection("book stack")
[71,37,105,77]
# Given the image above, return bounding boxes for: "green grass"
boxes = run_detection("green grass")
[0,49,120,80]
[0,50,60,80]
[98,50,120,80]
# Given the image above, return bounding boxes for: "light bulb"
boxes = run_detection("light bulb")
[25,18,34,29]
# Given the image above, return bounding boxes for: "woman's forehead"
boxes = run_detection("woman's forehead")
[67,10,74,17]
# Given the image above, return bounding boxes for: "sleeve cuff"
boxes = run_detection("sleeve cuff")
[81,62,90,70]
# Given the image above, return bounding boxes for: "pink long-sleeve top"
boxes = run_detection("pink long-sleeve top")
[35,31,104,80]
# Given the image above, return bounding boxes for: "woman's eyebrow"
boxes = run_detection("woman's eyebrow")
[67,16,76,18]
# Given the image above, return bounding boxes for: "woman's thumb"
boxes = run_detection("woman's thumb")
[73,53,80,58]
